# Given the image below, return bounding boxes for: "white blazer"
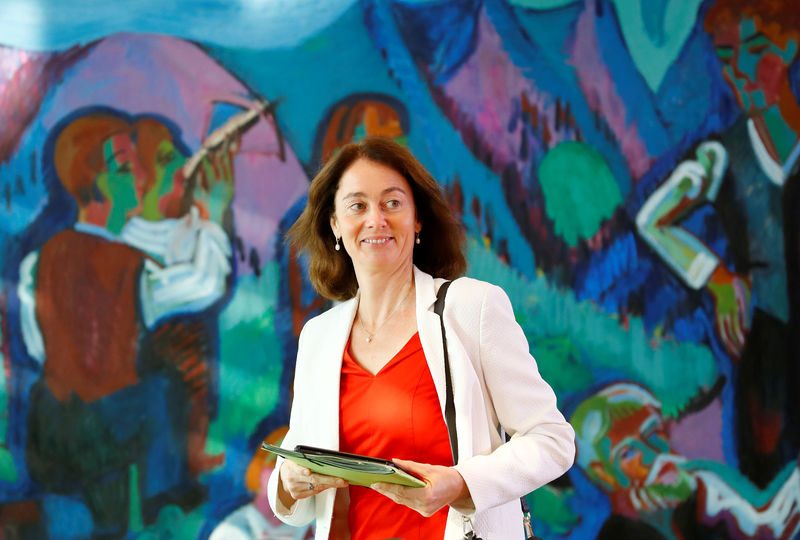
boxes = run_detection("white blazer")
[267,266,575,539]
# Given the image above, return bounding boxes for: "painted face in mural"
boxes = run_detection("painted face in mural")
[96,133,146,235]
[134,118,235,223]
[329,158,421,276]
[712,18,797,114]
[709,10,800,165]
[573,383,695,518]
[140,138,185,221]
[320,100,408,164]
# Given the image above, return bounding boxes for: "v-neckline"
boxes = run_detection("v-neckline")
[344,332,421,377]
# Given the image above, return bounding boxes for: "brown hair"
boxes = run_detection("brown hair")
[287,136,466,301]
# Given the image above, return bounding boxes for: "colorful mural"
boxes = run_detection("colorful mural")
[0,0,798,538]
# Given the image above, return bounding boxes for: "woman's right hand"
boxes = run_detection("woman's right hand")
[277,459,349,509]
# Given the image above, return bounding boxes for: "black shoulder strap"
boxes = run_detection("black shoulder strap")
[434,281,457,465]
[436,281,540,539]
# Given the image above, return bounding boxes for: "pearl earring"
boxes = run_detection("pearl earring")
[415,232,421,245]
[335,237,341,251]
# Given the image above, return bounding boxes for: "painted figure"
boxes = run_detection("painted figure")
[636,0,800,486]
[17,108,235,536]
[572,382,800,539]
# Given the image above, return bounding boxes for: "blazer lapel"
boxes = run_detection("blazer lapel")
[313,296,358,451]
[415,267,448,415]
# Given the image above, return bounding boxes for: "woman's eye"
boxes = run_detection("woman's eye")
[349,202,365,211]
[385,199,400,209]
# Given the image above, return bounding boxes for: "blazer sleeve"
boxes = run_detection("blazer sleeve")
[453,282,576,513]
[266,323,317,526]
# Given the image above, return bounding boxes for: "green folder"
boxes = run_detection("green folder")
[261,442,426,488]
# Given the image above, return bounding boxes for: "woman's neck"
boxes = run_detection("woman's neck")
[355,263,415,325]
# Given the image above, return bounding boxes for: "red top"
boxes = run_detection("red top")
[339,332,452,540]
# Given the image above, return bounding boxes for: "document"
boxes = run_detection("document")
[261,443,426,488]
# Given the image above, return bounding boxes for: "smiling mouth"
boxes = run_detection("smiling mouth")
[362,237,392,246]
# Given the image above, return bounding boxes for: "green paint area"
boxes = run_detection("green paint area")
[527,485,579,535]
[537,141,622,247]
[0,449,16,483]
[0,311,9,480]
[128,464,144,533]
[527,335,594,394]
[208,262,284,452]
[136,504,205,540]
[465,238,718,417]
[141,140,183,222]
[764,110,799,164]
[99,139,141,235]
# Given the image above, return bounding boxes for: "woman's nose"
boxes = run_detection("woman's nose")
[365,205,387,226]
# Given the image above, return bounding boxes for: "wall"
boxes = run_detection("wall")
[0,0,798,538]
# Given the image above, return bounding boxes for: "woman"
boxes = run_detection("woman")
[267,136,575,539]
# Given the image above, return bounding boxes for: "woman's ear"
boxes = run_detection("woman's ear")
[330,215,339,238]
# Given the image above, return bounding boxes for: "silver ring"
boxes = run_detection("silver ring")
[308,482,314,491]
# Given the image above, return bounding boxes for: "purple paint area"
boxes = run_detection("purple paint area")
[0,47,89,165]
[441,8,568,177]
[670,396,725,462]
[39,33,308,270]
[568,0,651,179]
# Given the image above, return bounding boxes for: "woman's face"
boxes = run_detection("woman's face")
[330,158,421,276]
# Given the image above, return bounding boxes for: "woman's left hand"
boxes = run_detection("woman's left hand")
[370,458,475,517]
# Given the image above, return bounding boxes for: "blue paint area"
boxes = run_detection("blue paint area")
[206,102,248,136]
[511,1,585,85]
[594,0,672,159]
[654,17,741,145]
[638,264,688,332]
[201,436,254,538]
[642,0,669,46]
[0,0,359,51]
[390,0,482,85]
[0,117,57,252]
[574,232,646,307]
[671,306,713,344]
[205,2,403,167]
[42,494,94,539]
